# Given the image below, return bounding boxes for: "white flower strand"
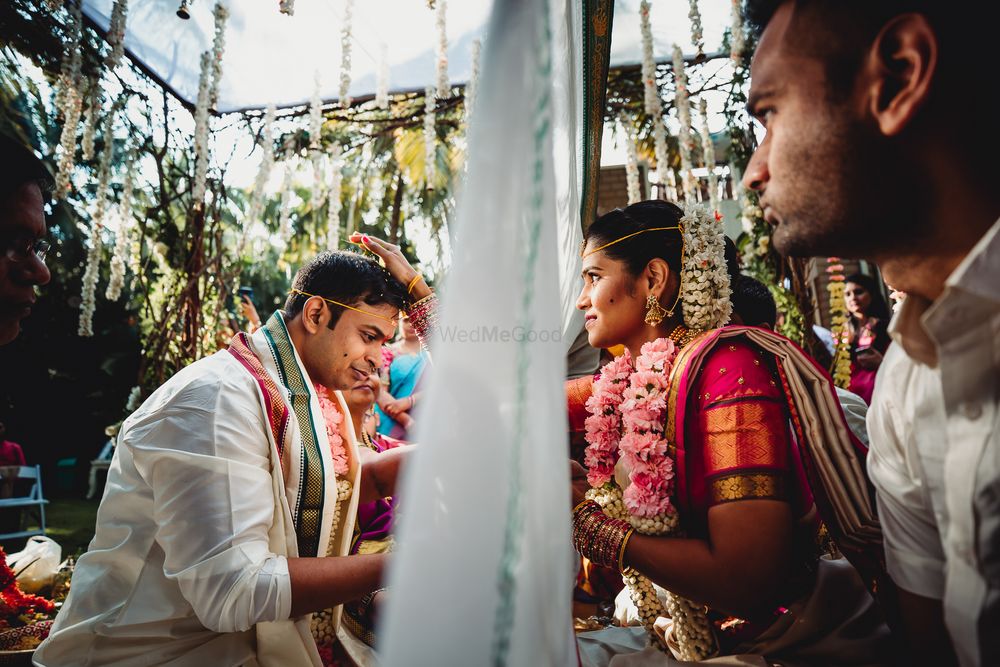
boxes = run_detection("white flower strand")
[423,86,436,190]
[639,1,673,197]
[106,149,136,301]
[338,0,355,108]
[376,43,390,110]
[105,208,128,301]
[698,98,719,212]
[55,3,82,118]
[243,105,276,254]
[311,152,326,214]
[672,45,696,200]
[309,73,323,150]
[192,51,212,206]
[623,116,642,205]
[78,223,103,337]
[91,113,116,234]
[309,74,326,213]
[327,144,343,251]
[79,114,116,336]
[680,204,732,330]
[55,4,83,200]
[278,162,295,244]
[434,0,449,98]
[279,0,294,16]
[209,2,229,111]
[688,0,704,56]
[105,0,129,71]
[730,0,746,65]
[80,80,100,162]
[465,38,481,125]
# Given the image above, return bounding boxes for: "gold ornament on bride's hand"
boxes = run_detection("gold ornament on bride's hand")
[644,294,668,326]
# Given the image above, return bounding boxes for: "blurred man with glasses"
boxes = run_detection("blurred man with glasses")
[0,133,52,345]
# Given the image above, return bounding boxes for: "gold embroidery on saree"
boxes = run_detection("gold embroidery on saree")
[710,472,785,504]
[703,401,786,474]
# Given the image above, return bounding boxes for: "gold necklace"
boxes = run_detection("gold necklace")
[360,429,378,452]
[667,324,699,349]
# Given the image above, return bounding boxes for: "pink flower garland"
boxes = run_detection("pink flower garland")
[314,382,349,476]
[583,352,632,487]
[584,338,680,517]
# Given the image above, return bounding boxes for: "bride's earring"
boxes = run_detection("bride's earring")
[644,294,667,326]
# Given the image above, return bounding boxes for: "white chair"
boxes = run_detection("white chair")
[87,438,115,500]
[0,465,48,541]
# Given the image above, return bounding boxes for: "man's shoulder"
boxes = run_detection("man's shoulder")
[126,351,261,425]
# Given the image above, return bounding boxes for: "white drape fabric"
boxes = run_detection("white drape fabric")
[378,1,577,666]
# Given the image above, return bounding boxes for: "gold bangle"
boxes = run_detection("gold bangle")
[572,498,595,515]
[406,273,423,295]
[618,527,634,574]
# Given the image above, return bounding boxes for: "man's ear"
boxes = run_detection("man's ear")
[864,13,938,137]
[300,297,326,334]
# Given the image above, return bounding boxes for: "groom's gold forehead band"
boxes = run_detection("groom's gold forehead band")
[289,289,399,323]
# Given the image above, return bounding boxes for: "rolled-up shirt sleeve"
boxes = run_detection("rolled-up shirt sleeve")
[867,388,946,600]
[126,373,292,633]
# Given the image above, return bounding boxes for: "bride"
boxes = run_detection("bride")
[569,200,891,666]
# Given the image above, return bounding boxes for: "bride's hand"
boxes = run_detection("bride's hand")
[349,233,431,300]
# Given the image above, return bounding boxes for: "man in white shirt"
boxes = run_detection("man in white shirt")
[741,2,999,665]
[36,247,431,666]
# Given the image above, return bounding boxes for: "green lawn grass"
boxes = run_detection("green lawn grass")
[44,498,99,557]
[0,498,98,558]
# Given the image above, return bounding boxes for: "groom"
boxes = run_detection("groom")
[36,247,425,666]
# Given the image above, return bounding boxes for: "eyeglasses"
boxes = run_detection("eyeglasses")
[3,238,50,264]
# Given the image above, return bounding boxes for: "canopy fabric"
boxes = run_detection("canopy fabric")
[81,0,739,113]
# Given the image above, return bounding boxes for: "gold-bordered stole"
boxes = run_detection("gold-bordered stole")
[262,316,327,558]
[701,398,788,505]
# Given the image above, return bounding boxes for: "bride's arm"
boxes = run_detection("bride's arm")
[356,445,414,503]
[622,500,795,618]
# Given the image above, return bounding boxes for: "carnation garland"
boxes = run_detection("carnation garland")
[376,43,390,110]
[327,143,344,251]
[192,50,212,206]
[730,0,746,65]
[698,98,719,212]
[826,258,852,388]
[584,341,716,660]
[105,0,129,71]
[310,383,355,647]
[639,1,673,196]
[688,0,704,57]
[338,0,355,108]
[423,86,436,190]
[680,204,732,330]
[672,46,696,201]
[434,0,449,98]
